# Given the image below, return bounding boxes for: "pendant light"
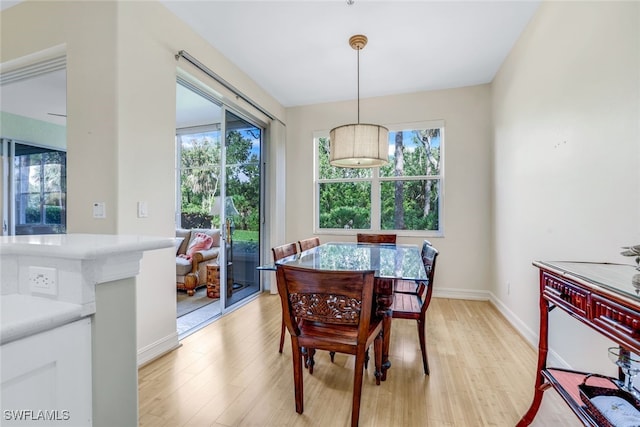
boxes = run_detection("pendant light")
[329,34,389,168]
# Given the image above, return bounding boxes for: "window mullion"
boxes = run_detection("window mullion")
[371,168,381,230]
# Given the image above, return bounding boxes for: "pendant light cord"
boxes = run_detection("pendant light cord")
[357,47,360,124]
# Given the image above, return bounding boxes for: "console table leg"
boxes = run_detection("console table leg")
[517,384,546,426]
[518,278,550,426]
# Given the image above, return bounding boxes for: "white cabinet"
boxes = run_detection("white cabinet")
[1,318,92,427]
[1,233,173,426]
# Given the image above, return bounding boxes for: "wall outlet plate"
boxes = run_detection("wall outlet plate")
[29,266,58,296]
[93,202,106,219]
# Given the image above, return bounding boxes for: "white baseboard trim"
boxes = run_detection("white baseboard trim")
[137,332,180,367]
[488,292,570,369]
[488,292,538,347]
[433,287,490,301]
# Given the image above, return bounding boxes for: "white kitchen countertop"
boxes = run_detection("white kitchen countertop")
[0,294,86,344]
[0,233,173,259]
[0,233,173,343]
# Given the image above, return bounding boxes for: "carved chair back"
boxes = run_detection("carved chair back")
[276,264,383,426]
[276,264,376,344]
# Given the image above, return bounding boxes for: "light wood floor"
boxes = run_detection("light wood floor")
[139,294,581,426]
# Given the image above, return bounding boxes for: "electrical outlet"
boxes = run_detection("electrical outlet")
[29,266,58,296]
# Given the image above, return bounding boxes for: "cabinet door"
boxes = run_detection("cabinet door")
[1,318,92,426]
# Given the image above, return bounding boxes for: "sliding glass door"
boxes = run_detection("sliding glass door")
[176,81,225,324]
[176,79,263,326]
[223,110,261,308]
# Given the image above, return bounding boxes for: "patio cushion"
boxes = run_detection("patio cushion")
[176,256,192,276]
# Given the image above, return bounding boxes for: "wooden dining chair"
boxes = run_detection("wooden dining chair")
[356,233,396,369]
[272,242,299,353]
[394,240,433,294]
[276,264,383,427]
[391,244,438,374]
[356,233,397,244]
[297,236,320,252]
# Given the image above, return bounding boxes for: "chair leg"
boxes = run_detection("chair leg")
[364,348,369,369]
[307,348,316,374]
[351,350,366,427]
[417,317,429,375]
[279,317,286,353]
[329,351,335,363]
[374,331,383,386]
[291,341,304,414]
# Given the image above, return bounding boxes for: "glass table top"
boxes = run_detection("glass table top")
[261,242,427,281]
[535,261,640,301]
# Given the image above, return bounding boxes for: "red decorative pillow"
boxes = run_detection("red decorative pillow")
[185,232,214,258]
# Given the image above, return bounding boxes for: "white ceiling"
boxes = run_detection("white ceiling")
[0,69,67,126]
[1,1,540,127]
[161,0,541,107]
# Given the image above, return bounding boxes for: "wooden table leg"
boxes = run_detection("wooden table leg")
[517,282,550,426]
[374,278,394,381]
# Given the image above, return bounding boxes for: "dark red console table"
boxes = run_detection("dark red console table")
[518,261,640,426]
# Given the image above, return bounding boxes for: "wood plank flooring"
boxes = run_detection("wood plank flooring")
[139,294,581,426]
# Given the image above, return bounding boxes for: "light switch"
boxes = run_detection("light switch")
[137,201,148,218]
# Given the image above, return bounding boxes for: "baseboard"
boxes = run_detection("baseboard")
[137,332,180,367]
[488,292,570,369]
[433,287,490,301]
[488,292,538,347]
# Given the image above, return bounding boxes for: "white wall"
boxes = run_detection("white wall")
[5,0,637,374]
[285,84,494,299]
[492,1,639,373]
[1,0,285,365]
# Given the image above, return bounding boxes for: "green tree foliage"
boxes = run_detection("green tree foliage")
[319,128,441,231]
[179,132,220,217]
[225,129,260,232]
[179,128,260,234]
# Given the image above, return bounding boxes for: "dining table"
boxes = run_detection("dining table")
[260,241,428,380]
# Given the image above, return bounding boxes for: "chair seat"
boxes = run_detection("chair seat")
[298,320,382,354]
[391,293,423,317]
[394,279,419,294]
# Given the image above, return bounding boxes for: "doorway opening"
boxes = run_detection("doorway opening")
[175,78,263,338]
[1,51,67,236]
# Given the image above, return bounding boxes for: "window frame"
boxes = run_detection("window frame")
[10,141,67,235]
[313,120,445,237]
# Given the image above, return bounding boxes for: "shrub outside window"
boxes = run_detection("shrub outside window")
[315,121,443,235]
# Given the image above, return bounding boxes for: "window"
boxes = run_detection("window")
[315,121,443,235]
[13,144,66,235]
